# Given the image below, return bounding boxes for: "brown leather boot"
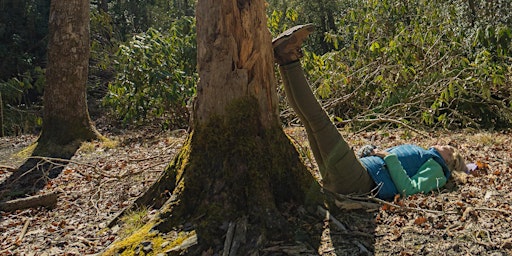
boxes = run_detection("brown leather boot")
[272,24,315,65]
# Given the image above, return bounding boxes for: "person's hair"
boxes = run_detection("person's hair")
[447,149,468,183]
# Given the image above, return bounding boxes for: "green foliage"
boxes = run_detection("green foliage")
[0,0,49,135]
[104,18,197,129]
[0,0,49,80]
[0,67,45,134]
[266,0,299,35]
[109,0,195,40]
[291,0,512,129]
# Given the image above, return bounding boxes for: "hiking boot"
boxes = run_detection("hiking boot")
[272,24,315,65]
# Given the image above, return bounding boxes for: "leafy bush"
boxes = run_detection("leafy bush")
[104,18,197,129]
[294,0,512,129]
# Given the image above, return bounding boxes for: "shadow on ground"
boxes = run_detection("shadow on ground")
[0,143,79,202]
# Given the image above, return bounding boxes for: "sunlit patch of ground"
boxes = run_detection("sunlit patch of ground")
[1,127,511,255]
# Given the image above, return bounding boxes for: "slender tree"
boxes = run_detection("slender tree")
[0,0,101,201]
[36,0,100,157]
[104,0,323,254]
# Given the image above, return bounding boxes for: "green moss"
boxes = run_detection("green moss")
[102,222,154,255]
[13,142,37,159]
[102,221,197,256]
[119,207,149,238]
[106,96,323,254]
[160,96,320,236]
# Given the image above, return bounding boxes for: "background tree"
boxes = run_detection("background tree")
[36,0,101,157]
[0,0,101,199]
[104,0,323,254]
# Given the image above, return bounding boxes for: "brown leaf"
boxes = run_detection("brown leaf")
[414,216,428,225]
[381,204,393,211]
[389,228,402,241]
[476,160,488,170]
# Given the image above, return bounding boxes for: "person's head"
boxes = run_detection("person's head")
[432,145,467,179]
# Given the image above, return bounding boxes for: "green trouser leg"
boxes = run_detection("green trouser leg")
[279,61,375,194]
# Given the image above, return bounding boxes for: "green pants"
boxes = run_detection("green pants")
[279,61,375,194]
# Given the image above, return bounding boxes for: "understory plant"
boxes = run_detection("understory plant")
[298,0,512,129]
[104,17,197,129]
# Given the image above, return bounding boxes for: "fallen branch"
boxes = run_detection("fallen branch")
[28,156,96,169]
[222,222,236,256]
[317,206,347,231]
[0,191,60,212]
[330,192,447,215]
[474,207,512,216]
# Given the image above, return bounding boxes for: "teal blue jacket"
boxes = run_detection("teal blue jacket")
[359,144,451,200]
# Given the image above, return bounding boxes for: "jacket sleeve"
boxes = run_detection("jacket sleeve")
[383,154,447,196]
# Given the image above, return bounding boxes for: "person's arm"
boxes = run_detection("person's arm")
[383,155,447,196]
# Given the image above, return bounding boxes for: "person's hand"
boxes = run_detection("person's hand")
[372,150,389,158]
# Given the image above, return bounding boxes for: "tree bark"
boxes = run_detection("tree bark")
[103,0,324,254]
[37,0,100,156]
[193,0,278,128]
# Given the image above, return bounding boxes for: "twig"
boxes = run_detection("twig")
[354,240,371,255]
[27,154,169,180]
[338,117,429,137]
[129,155,162,162]
[317,206,347,231]
[222,222,236,256]
[27,156,96,169]
[0,165,16,172]
[16,218,31,244]
[100,160,168,180]
[332,193,447,215]
[370,196,446,215]
[474,207,512,216]
[470,229,494,248]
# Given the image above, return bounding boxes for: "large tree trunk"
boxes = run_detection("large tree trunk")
[103,0,324,254]
[37,0,100,156]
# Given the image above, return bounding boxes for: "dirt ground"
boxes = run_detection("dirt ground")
[1,126,511,255]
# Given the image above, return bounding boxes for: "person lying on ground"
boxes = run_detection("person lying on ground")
[272,24,472,200]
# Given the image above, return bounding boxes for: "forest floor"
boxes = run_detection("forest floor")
[0,125,511,255]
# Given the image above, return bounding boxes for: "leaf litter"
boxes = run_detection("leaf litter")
[0,127,511,255]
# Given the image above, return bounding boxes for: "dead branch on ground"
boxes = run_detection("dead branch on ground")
[0,191,60,212]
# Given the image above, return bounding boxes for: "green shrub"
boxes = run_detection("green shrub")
[104,18,197,129]
[298,0,512,129]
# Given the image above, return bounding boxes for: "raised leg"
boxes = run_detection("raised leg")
[273,25,375,194]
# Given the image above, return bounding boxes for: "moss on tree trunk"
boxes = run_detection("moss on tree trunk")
[103,97,323,255]
[35,115,100,158]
